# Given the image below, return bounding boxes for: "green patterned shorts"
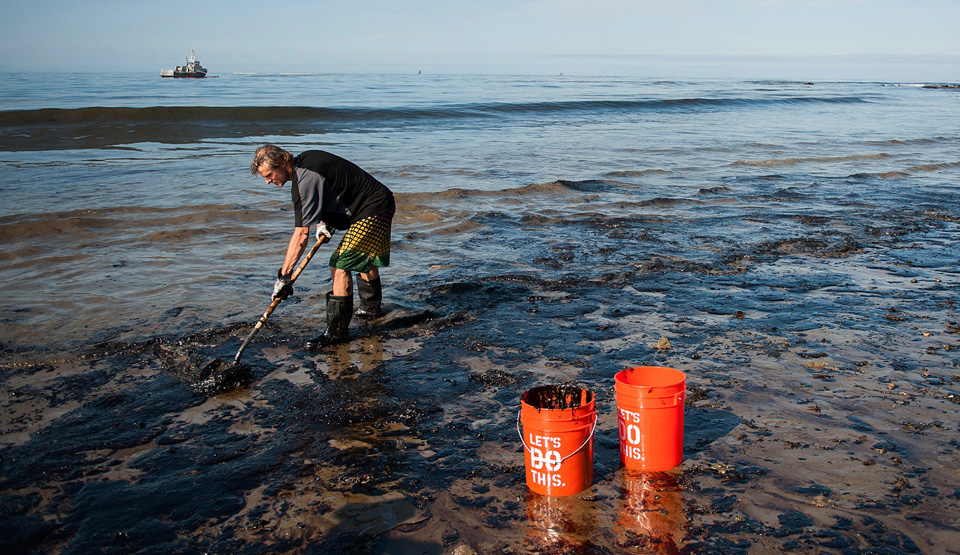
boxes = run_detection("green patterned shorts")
[329,207,394,273]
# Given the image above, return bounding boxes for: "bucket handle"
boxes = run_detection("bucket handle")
[516,411,598,464]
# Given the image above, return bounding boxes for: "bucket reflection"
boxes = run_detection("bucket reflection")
[616,469,687,554]
[525,492,597,552]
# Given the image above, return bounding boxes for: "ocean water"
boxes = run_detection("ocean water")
[2,72,956,350]
[1,72,958,553]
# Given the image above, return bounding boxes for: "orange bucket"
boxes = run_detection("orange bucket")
[518,385,596,497]
[614,367,686,471]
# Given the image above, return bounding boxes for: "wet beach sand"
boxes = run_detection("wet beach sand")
[2,176,958,554]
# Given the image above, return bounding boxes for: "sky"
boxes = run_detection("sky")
[1,0,958,80]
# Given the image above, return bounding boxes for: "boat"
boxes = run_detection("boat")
[161,50,208,78]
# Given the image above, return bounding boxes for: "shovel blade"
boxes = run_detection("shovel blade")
[193,358,253,395]
[156,338,254,395]
[201,357,232,375]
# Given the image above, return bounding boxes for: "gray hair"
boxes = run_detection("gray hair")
[251,144,293,174]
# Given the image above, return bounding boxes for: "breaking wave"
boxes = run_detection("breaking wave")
[732,153,894,167]
[0,94,870,151]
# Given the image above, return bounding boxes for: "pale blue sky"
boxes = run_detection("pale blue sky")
[1,0,957,80]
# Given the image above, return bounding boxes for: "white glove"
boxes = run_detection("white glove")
[316,223,335,241]
[272,269,293,301]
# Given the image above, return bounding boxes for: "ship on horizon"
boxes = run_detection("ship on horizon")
[161,50,208,78]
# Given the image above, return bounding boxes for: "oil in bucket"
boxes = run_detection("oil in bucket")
[614,366,686,472]
[518,384,597,497]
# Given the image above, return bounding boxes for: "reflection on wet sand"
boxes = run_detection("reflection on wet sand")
[616,469,687,554]
[320,333,385,379]
[525,492,598,553]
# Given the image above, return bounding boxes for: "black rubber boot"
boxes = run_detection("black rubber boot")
[354,277,384,319]
[306,292,353,350]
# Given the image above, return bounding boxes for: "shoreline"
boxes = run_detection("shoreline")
[2,243,957,553]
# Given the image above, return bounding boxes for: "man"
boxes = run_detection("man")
[251,144,395,349]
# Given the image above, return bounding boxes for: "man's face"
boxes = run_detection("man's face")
[258,162,291,187]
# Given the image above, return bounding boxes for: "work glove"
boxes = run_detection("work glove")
[272,269,293,301]
[316,223,335,242]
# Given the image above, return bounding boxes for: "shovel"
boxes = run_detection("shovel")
[201,231,331,377]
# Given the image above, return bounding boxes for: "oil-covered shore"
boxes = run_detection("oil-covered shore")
[2,177,958,554]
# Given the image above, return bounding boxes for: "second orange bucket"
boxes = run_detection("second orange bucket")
[519,385,596,497]
[614,366,686,472]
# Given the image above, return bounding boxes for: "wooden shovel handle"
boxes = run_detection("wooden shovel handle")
[233,234,331,363]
